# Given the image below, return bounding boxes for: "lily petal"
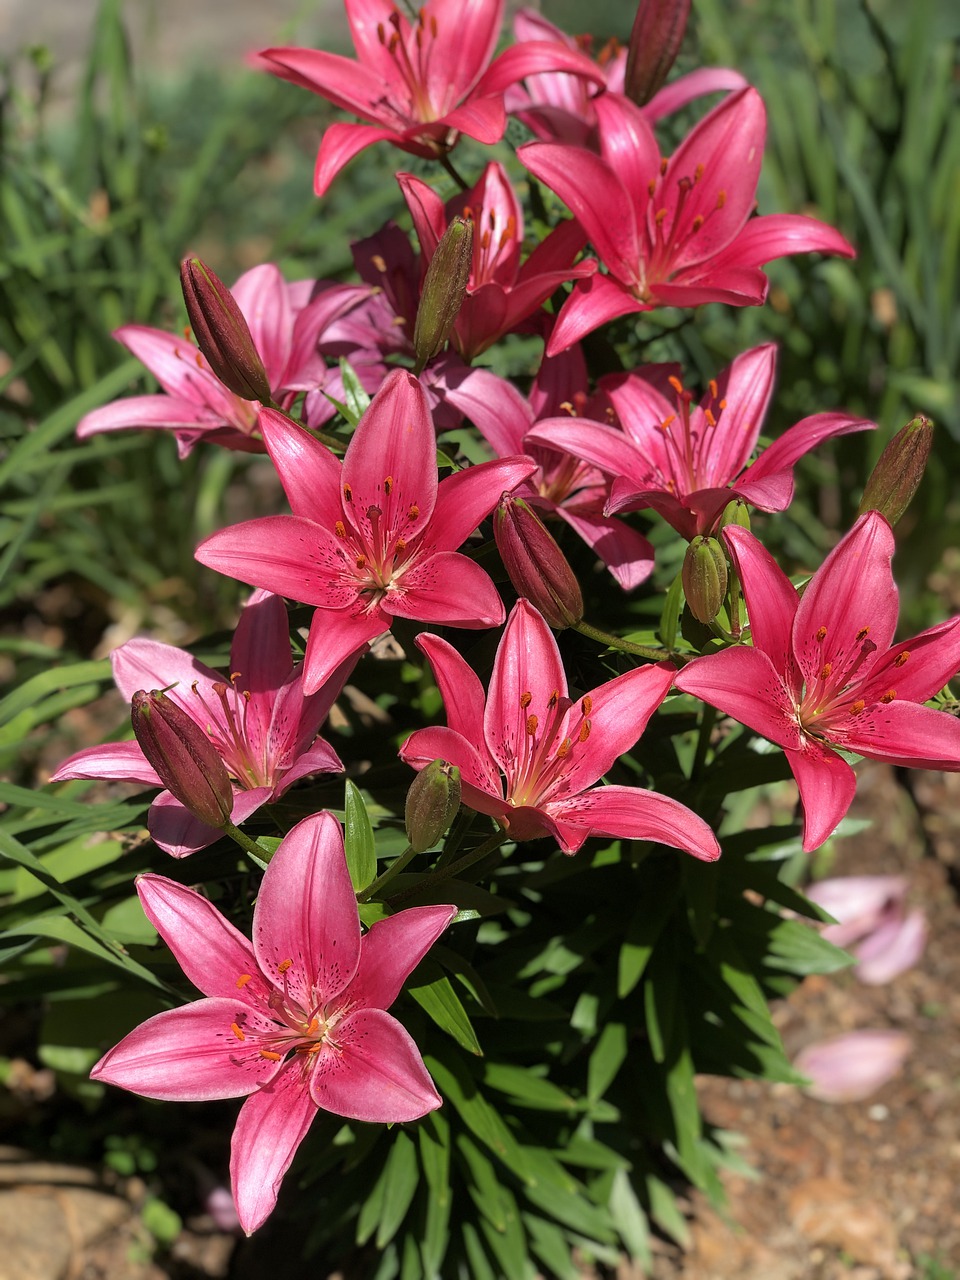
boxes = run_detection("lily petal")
[548,784,721,861]
[342,905,457,1010]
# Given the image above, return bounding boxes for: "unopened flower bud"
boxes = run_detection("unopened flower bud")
[412,216,473,374]
[494,495,584,630]
[719,498,751,532]
[682,536,728,624]
[179,257,271,403]
[857,415,933,527]
[405,759,462,854]
[624,0,691,107]
[131,690,233,830]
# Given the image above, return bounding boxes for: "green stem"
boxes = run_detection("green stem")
[439,152,470,191]
[436,806,477,870]
[223,819,274,862]
[573,618,674,662]
[691,703,717,780]
[356,842,417,904]
[386,828,509,906]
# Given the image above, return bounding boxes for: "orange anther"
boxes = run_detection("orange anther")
[849,699,866,715]
[259,1049,282,1061]
[231,1022,245,1042]
[708,379,718,399]
[547,689,559,709]
[395,537,407,554]
[820,663,832,680]
[556,738,571,758]
[716,190,727,209]
[660,157,669,175]
[647,179,657,198]
[668,376,685,396]
[343,483,353,502]
[694,163,705,182]
[278,958,293,974]
[384,476,393,495]
[371,253,388,272]
[408,504,419,520]
[691,215,704,232]
[520,691,532,709]
[236,973,252,989]
[581,695,593,715]
[655,208,668,226]
[816,626,828,641]
[894,651,910,667]
[578,720,592,743]
[526,714,539,736]
[704,408,717,427]
[880,690,897,703]
[856,626,870,641]
[355,554,367,570]
[335,520,346,538]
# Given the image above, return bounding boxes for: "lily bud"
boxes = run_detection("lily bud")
[494,495,584,630]
[624,0,691,107]
[405,759,462,854]
[719,498,751,532]
[412,216,473,374]
[131,690,233,830]
[179,257,271,404]
[857,415,933,526]
[682,536,728,624]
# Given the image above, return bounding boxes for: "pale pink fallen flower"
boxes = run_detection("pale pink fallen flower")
[794,1030,912,1103]
[807,875,928,985]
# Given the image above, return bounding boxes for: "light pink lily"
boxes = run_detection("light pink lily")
[77,265,372,457]
[675,513,960,851]
[519,88,856,354]
[51,591,351,857]
[806,876,927,986]
[504,7,747,148]
[260,0,605,197]
[400,599,720,858]
[441,345,654,587]
[526,344,874,539]
[90,811,455,1233]
[195,369,537,695]
[397,162,595,361]
[794,1030,912,1103]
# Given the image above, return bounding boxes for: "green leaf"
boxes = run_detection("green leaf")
[339,356,372,423]
[344,780,377,892]
[618,896,675,998]
[418,1112,451,1279]
[478,1189,535,1280]
[483,1062,577,1113]
[608,1168,652,1267]
[765,916,855,976]
[376,1131,419,1249]
[0,661,110,729]
[408,962,483,1055]
[659,568,684,650]
[425,1049,531,1181]
[356,1159,390,1247]
[456,1135,514,1233]
[587,1022,628,1103]
[523,1214,581,1280]
[646,1174,690,1248]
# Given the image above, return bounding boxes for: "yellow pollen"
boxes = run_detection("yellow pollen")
[849,699,866,715]
[343,483,353,502]
[259,1049,282,1061]
[408,504,419,520]
[668,375,685,396]
[384,476,393,495]
[335,520,346,537]
[880,690,897,703]
[520,691,532,709]
[578,719,592,743]
[709,379,718,399]
[694,163,705,182]
[278,958,293,974]
[556,738,571,758]
[231,1022,245,1042]
[691,215,704,232]
[894,651,910,667]
[396,537,407,553]
[526,714,538,736]
[371,253,388,272]
[547,689,559,709]
[820,663,832,679]
[581,695,593,715]
[856,626,870,641]
[716,190,727,209]
[236,974,252,989]
[704,408,717,427]
[647,178,657,198]
[816,626,827,641]
[355,554,367,569]
[660,157,669,175]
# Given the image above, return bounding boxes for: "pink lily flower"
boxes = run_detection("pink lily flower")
[397,162,595,361]
[77,265,372,457]
[441,345,654,587]
[90,811,456,1233]
[259,0,605,197]
[518,88,856,354]
[526,344,874,539]
[806,875,928,986]
[794,1030,912,1103]
[504,7,747,148]
[675,513,960,851]
[50,591,351,857]
[195,369,537,695]
[400,599,720,858]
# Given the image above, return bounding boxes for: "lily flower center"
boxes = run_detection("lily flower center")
[229,962,346,1078]
[333,477,423,606]
[463,204,518,286]
[648,375,729,495]
[507,689,593,808]
[641,162,729,295]
[190,675,271,788]
[377,7,444,125]
[797,624,899,734]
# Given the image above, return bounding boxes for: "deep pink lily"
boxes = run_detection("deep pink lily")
[397,162,595,361]
[526,344,874,539]
[50,591,351,857]
[90,811,455,1233]
[504,7,747,148]
[195,369,537,695]
[400,599,720,858]
[441,345,654,587]
[675,514,960,850]
[259,0,605,197]
[519,88,856,354]
[77,265,371,457]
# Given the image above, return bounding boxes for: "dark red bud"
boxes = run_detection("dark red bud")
[131,690,233,830]
[494,495,584,630]
[179,257,271,403]
[624,0,691,106]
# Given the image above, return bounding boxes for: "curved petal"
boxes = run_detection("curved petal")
[272,739,344,793]
[148,787,271,859]
[229,264,292,387]
[314,122,402,198]
[722,525,799,679]
[548,785,721,861]
[397,171,448,260]
[90,999,282,1102]
[76,395,223,438]
[442,95,506,144]
[440,365,533,457]
[698,344,778,486]
[675,646,802,752]
[308,1007,441,1122]
[342,904,457,1010]
[258,408,343,521]
[643,67,749,121]
[413,632,487,746]
[49,740,160,787]
[554,507,655,591]
[788,741,858,852]
[486,599,567,777]
[737,412,875,506]
[860,614,960,704]
[525,416,649,488]
[253,811,361,1008]
[478,39,607,96]
[428,455,537,552]
[707,212,856,270]
[854,908,928,985]
[113,326,243,419]
[593,91,664,212]
[230,1062,318,1235]
[546,275,645,355]
[136,874,270,1003]
[230,591,294,757]
[259,45,386,116]
[427,0,504,97]
[302,606,384,695]
[388,551,504,627]
[834,699,960,771]
[650,266,769,308]
[111,637,221,708]
[399,725,504,808]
